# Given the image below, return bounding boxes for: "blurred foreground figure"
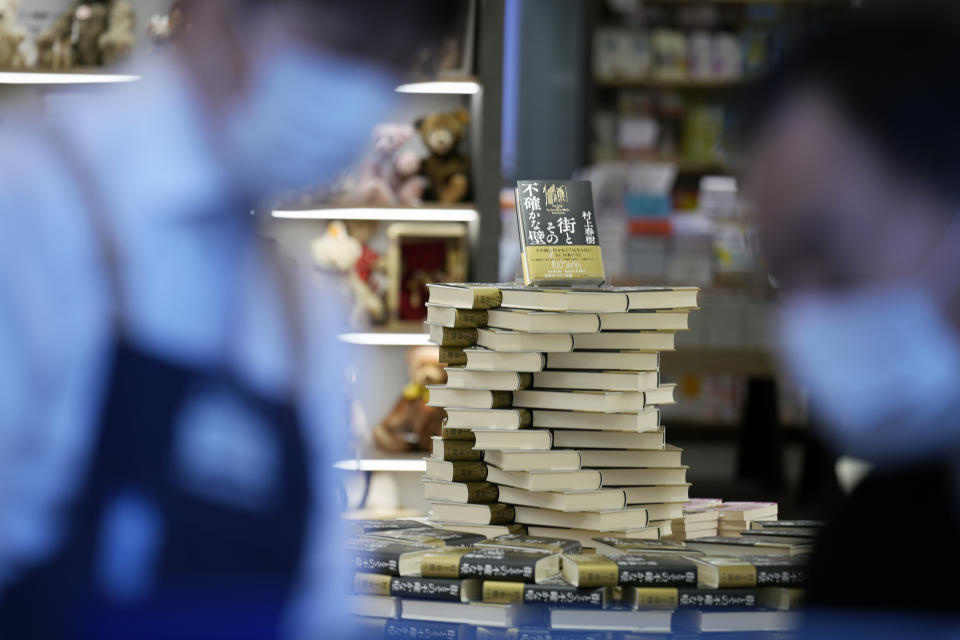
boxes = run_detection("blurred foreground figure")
[748,5,960,636]
[0,1,454,638]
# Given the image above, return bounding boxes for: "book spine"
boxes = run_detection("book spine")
[446,461,489,482]
[463,482,499,503]
[618,562,698,587]
[485,503,517,525]
[631,587,680,610]
[517,373,534,389]
[440,426,476,441]
[439,347,467,366]
[678,588,758,609]
[434,440,483,462]
[453,308,489,328]
[385,619,469,639]
[460,555,537,582]
[354,572,392,596]
[349,551,401,576]
[483,581,606,609]
[472,288,503,309]
[755,565,807,587]
[436,327,478,347]
[490,390,514,408]
[388,576,467,602]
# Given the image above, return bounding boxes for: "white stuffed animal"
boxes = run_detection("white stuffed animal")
[0,0,27,70]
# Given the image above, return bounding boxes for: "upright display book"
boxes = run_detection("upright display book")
[515,180,605,287]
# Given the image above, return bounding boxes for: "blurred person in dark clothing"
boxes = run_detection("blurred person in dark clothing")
[748,4,960,637]
[0,1,457,638]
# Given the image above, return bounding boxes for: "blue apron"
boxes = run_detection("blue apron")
[0,132,311,640]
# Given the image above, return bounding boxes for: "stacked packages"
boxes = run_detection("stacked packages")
[422,282,699,546]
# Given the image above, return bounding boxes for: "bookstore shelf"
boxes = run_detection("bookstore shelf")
[335,454,426,473]
[596,77,745,91]
[396,78,482,95]
[272,205,479,223]
[0,70,140,85]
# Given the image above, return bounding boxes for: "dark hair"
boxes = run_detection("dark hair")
[747,4,960,205]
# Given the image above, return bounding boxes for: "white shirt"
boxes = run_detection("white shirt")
[0,54,354,632]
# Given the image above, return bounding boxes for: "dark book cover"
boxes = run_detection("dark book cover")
[515,180,605,286]
[373,526,486,548]
[481,534,583,555]
[740,555,808,586]
[436,461,489,483]
[354,519,427,533]
[484,576,606,609]
[677,588,758,609]
[388,576,472,602]
[433,439,484,462]
[615,555,699,587]
[347,537,429,575]
[384,618,474,640]
[423,547,552,583]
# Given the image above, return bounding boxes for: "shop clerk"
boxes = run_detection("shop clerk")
[0,1,453,638]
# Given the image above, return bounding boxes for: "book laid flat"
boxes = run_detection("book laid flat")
[683,537,814,556]
[572,331,676,351]
[691,555,807,589]
[427,284,503,309]
[400,599,542,628]
[354,572,482,603]
[550,429,666,450]
[598,311,690,331]
[425,303,489,328]
[627,587,759,610]
[496,485,628,512]
[486,309,602,334]
[500,287,627,313]
[477,328,574,353]
[484,466,603,492]
[347,594,401,619]
[533,370,660,392]
[561,553,702,588]
[476,534,583,555]
[546,351,659,371]
[368,526,485,548]
[512,506,649,531]
[346,537,433,576]
[429,522,528,538]
[419,546,561,583]
[634,503,685,521]
[757,587,806,611]
[429,502,517,526]
[548,608,672,632]
[526,525,661,547]
[590,537,695,557]
[424,459,489,483]
[599,467,689,486]
[619,484,691,504]
[673,609,800,633]
[445,408,532,429]
[532,408,660,432]
[426,387,513,410]
[471,429,553,451]
[513,388,673,413]
[422,480,500,504]
[445,369,533,391]
[578,445,684,468]
[440,426,476,441]
[463,348,546,372]
[348,519,426,534]
[716,501,779,522]
[483,449,582,472]
[515,180,605,287]
[482,576,610,609]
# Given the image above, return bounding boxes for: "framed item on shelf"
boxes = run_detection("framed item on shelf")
[386,222,468,322]
[410,0,475,78]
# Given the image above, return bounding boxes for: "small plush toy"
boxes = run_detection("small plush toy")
[0,0,27,70]
[349,123,427,207]
[99,0,135,66]
[311,220,387,325]
[416,108,471,203]
[373,346,447,452]
[74,3,110,67]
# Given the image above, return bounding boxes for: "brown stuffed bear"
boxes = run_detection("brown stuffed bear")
[373,346,447,452]
[416,108,471,204]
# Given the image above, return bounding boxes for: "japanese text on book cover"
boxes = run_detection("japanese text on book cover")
[515,180,605,286]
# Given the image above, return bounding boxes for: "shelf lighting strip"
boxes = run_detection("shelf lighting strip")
[0,72,140,85]
[272,207,479,223]
[338,332,430,347]
[395,81,481,95]
[334,459,427,472]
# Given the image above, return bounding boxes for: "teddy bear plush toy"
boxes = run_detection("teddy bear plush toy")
[416,108,471,203]
[0,0,27,70]
[349,122,427,207]
[36,0,135,70]
[373,346,447,452]
[310,220,387,326]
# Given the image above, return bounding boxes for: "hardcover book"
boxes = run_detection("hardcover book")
[515,180,605,286]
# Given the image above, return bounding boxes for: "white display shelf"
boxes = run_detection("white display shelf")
[0,71,140,85]
[396,79,481,95]
[334,458,426,472]
[338,332,430,347]
[272,206,479,223]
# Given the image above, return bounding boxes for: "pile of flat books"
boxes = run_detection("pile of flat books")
[423,282,699,546]
[666,499,781,543]
[345,519,815,637]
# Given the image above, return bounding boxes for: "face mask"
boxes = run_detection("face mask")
[778,234,960,464]
[220,43,396,199]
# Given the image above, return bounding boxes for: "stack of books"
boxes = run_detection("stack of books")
[422,282,700,545]
[716,501,780,537]
[665,498,722,542]
[344,520,809,637]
